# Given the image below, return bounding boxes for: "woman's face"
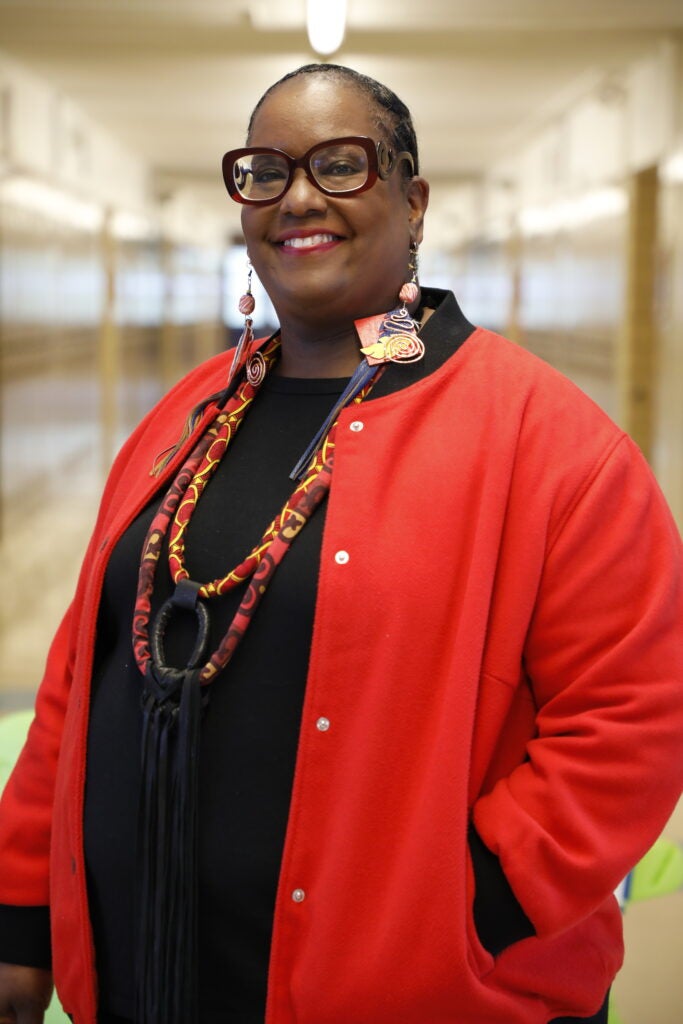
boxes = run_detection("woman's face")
[241,76,429,333]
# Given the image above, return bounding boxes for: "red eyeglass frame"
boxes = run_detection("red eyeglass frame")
[222,135,414,206]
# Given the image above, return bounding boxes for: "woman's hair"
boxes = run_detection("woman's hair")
[246,63,419,175]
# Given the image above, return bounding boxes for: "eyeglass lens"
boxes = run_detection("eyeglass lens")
[232,142,370,201]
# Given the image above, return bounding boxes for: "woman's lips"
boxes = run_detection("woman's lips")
[276,232,343,254]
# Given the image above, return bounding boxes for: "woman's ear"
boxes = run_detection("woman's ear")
[406,176,430,245]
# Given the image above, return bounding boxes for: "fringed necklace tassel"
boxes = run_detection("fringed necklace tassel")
[131,306,421,1021]
[137,664,206,1024]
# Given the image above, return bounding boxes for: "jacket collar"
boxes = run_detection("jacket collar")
[367,288,476,400]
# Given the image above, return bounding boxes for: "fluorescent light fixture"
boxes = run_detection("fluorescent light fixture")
[0,176,103,231]
[661,150,683,183]
[110,209,156,241]
[518,187,627,236]
[307,0,347,56]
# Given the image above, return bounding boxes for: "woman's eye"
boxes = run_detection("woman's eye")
[253,165,287,184]
[321,160,359,177]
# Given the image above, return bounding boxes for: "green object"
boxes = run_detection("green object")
[607,994,625,1024]
[0,710,34,794]
[628,836,683,902]
[45,991,70,1024]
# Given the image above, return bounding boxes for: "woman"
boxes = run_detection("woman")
[0,63,682,1024]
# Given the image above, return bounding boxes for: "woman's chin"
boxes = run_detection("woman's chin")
[271,284,398,334]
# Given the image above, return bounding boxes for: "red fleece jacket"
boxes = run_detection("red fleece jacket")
[0,318,681,1023]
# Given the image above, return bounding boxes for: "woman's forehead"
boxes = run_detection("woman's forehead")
[249,77,380,149]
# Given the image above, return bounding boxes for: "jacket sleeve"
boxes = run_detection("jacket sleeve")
[0,906,51,968]
[0,348,233,966]
[0,603,77,909]
[0,600,79,967]
[0,408,144,921]
[472,434,683,939]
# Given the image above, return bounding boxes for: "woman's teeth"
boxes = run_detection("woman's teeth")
[282,234,337,248]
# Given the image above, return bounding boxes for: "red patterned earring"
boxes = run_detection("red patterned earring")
[228,258,256,386]
[399,240,420,306]
[360,241,425,365]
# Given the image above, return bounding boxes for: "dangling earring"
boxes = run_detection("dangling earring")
[398,240,420,307]
[359,240,425,365]
[228,258,256,386]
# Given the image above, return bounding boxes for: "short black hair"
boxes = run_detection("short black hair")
[246,63,419,175]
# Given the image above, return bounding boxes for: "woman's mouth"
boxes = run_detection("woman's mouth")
[277,232,343,253]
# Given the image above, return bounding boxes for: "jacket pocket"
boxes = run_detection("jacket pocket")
[464,835,496,979]
[467,823,535,958]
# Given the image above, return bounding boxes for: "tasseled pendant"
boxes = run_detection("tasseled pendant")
[227,296,255,388]
[227,268,257,388]
[137,668,205,1024]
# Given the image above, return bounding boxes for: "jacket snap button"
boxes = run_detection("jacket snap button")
[316,717,330,732]
[334,550,349,564]
[350,420,364,432]
[292,888,306,903]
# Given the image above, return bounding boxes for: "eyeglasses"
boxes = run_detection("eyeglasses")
[222,135,415,206]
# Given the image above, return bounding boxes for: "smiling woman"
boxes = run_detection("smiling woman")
[0,63,682,1024]
[233,70,429,377]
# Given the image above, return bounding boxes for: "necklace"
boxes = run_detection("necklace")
[132,333,380,694]
[133,308,421,1024]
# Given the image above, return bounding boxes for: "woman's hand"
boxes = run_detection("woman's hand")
[0,963,53,1024]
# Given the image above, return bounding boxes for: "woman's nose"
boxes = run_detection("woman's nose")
[279,168,327,216]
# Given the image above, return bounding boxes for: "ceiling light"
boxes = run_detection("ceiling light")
[307,0,347,56]
[518,188,627,236]
[0,176,103,231]
[110,209,157,241]
[661,151,683,183]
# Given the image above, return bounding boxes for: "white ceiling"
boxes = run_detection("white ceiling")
[0,0,682,203]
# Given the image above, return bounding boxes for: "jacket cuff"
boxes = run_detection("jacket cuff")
[468,824,535,956]
[0,905,51,969]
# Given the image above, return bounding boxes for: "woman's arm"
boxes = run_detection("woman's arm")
[0,963,53,1024]
[473,434,683,938]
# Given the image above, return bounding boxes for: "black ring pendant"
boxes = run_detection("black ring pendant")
[148,579,210,697]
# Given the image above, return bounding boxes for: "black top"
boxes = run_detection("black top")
[84,374,347,1021]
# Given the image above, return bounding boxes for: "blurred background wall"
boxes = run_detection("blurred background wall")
[0,2,682,1020]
